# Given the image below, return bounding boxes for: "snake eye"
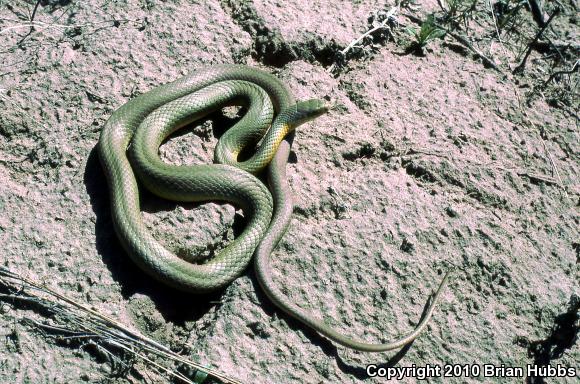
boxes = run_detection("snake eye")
[298,99,328,116]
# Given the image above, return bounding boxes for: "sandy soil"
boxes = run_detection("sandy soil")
[0,1,578,383]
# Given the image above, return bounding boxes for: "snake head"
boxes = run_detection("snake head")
[285,99,328,128]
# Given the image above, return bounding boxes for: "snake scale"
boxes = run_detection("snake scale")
[98,64,449,352]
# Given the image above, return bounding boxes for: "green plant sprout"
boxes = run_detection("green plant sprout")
[406,14,446,52]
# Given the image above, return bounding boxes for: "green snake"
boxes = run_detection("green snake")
[98,64,449,352]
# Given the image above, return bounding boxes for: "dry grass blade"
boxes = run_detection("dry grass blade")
[512,7,560,74]
[0,267,242,384]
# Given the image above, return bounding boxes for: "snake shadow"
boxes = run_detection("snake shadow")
[84,111,263,324]
[247,266,430,380]
[84,146,221,323]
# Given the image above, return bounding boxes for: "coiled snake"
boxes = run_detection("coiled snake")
[98,64,449,352]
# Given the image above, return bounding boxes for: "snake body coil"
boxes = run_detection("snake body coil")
[98,64,448,352]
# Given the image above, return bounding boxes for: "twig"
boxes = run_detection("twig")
[516,172,559,186]
[513,8,560,74]
[527,0,547,27]
[541,59,579,87]
[445,28,502,71]
[16,0,45,46]
[29,0,42,26]
[328,6,399,73]
[108,340,196,384]
[540,138,569,199]
[2,16,141,54]
[26,318,96,337]
[0,267,240,384]
[1,19,139,35]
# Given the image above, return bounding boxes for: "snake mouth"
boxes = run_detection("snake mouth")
[288,99,328,127]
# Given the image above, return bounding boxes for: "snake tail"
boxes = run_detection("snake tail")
[254,113,451,351]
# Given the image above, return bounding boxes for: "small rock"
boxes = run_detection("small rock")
[400,238,414,253]
[445,206,459,217]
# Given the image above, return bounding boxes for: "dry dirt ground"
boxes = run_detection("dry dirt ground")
[0,1,578,383]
